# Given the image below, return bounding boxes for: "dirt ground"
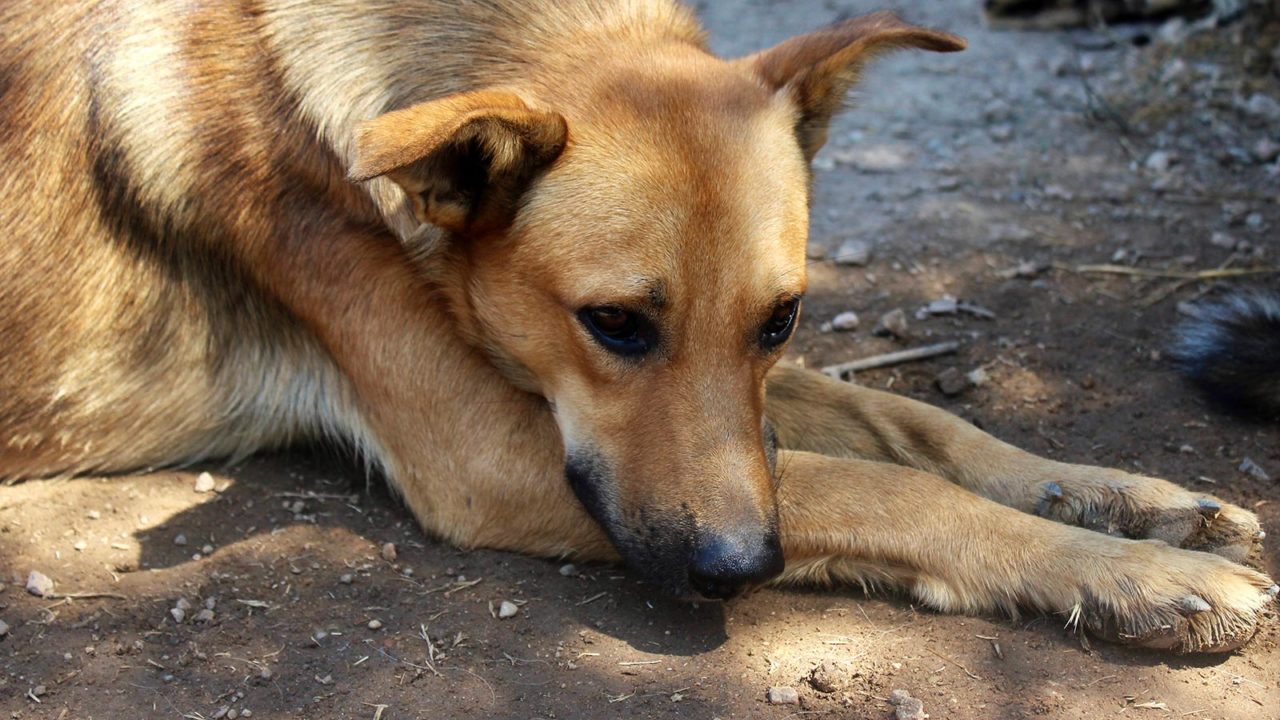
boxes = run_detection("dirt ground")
[3,1,1279,718]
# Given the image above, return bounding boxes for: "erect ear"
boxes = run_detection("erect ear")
[349,90,568,234]
[739,12,965,162]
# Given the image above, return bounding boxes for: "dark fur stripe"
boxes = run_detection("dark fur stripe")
[1170,288,1280,418]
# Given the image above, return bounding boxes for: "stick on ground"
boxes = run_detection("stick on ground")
[821,341,961,379]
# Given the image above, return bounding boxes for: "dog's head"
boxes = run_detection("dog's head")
[351,13,964,598]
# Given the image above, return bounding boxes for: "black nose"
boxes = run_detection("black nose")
[688,531,785,600]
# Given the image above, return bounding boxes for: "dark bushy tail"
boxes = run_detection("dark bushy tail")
[1170,289,1280,419]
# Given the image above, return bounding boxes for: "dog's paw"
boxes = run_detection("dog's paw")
[1034,469,1263,563]
[1072,540,1277,653]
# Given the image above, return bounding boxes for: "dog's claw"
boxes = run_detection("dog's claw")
[1044,481,1063,500]
[1175,595,1212,615]
[1196,498,1221,521]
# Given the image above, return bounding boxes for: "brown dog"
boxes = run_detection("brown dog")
[0,0,1274,653]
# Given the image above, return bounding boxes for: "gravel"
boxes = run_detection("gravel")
[498,600,519,619]
[380,542,397,562]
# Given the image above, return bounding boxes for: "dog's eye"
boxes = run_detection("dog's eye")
[760,298,800,349]
[579,307,654,357]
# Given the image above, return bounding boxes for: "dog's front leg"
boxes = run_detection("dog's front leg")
[766,364,1263,562]
[772,450,1277,652]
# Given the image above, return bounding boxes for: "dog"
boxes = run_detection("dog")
[1,0,1274,653]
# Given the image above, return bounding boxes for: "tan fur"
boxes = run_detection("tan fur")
[1,0,1272,654]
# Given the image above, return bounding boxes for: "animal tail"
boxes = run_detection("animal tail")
[1169,288,1280,419]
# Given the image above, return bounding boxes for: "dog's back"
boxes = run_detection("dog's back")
[0,0,703,479]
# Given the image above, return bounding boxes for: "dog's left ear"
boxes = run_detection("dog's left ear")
[349,90,568,234]
[740,12,965,162]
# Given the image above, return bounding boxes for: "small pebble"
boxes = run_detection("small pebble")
[175,598,192,611]
[194,472,216,493]
[1239,457,1271,482]
[227,709,239,720]
[558,564,578,577]
[498,600,519,619]
[767,686,800,705]
[0,619,9,637]
[25,570,54,597]
[339,573,355,585]
[833,238,873,267]
[1144,150,1176,173]
[367,619,383,631]
[380,542,397,562]
[809,662,844,693]
[1254,139,1280,164]
[1210,231,1237,249]
[31,684,47,698]
[830,311,860,331]
[935,367,972,397]
[170,607,186,624]
[890,689,927,720]
[173,533,188,547]
[73,540,87,552]
[195,609,215,623]
[873,308,910,339]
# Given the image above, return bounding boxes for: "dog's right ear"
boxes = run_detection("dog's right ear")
[350,90,568,235]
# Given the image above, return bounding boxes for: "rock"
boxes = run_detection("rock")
[559,563,578,577]
[1239,457,1271,482]
[1043,184,1074,201]
[873,309,909,339]
[367,619,383,630]
[925,296,958,316]
[836,144,911,172]
[202,544,214,555]
[1157,17,1188,44]
[988,223,1034,244]
[0,619,9,637]
[170,607,186,624]
[194,472,216,493]
[1253,139,1280,164]
[1241,93,1280,125]
[830,311,860,331]
[173,533,188,546]
[988,123,1014,143]
[809,662,844,693]
[805,244,828,260]
[833,239,873,266]
[1144,150,1176,173]
[1210,231,1237,249]
[194,609,215,623]
[73,539,87,552]
[967,367,989,387]
[936,367,972,397]
[175,598,192,611]
[380,542,397,562]
[498,600,519,619]
[339,573,355,585]
[983,99,1014,123]
[889,689,927,720]
[767,686,800,705]
[25,570,54,597]
[1245,213,1265,232]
